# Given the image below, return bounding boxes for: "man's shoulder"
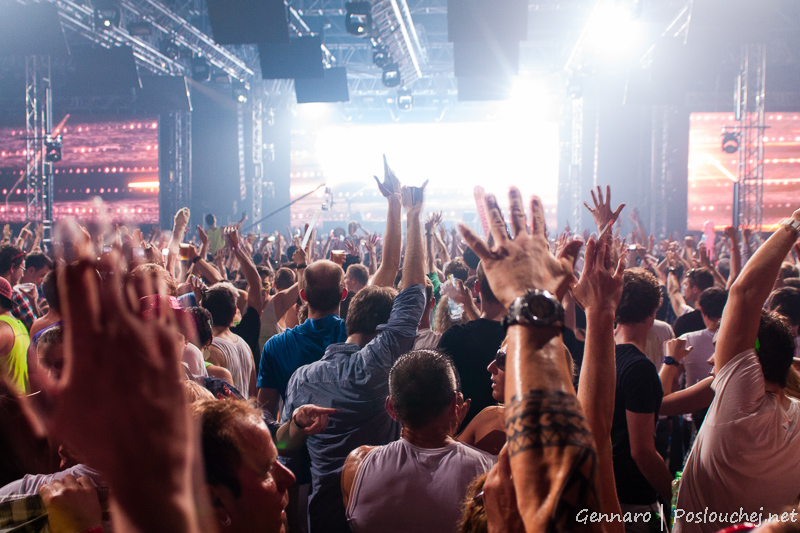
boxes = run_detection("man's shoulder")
[615,345,657,373]
[442,318,503,339]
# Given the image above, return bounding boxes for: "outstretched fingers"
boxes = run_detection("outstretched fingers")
[458,223,493,261]
[530,196,547,236]
[485,194,510,246]
[508,187,529,237]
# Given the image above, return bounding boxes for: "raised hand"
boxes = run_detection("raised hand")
[223,226,240,250]
[459,188,582,305]
[401,180,428,215]
[27,255,197,532]
[366,233,378,253]
[292,246,307,266]
[584,185,625,232]
[344,238,359,257]
[571,226,624,312]
[373,154,402,200]
[197,225,208,246]
[664,338,692,364]
[723,226,738,241]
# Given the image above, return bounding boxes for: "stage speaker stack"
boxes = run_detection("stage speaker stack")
[447,0,528,101]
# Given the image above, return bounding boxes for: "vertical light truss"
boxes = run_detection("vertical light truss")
[568,96,584,231]
[25,55,54,241]
[159,111,191,225]
[237,104,247,202]
[174,110,192,210]
[735,44,766,231]
[649,105,669,238]
[251,96,264,233]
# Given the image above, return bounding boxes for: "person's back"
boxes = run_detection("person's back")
[0,313,29,393]
[257,260,347,415]
[346,439,493,533]
[437,263,506,428]
[210,334,252,398]
[0,277,30,393]
[675,211,800,533]
[675,345,800,532]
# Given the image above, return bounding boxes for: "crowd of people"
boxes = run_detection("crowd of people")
[0,161,800,533]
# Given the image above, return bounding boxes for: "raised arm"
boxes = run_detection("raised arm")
[400,182,426,287]
[370,156,403,288]
[572,226,625,530]
[460,189,599,532]
[228,228,263,317]
[724,225,742,289]
[715,211,800,373]
[584,185,625,232]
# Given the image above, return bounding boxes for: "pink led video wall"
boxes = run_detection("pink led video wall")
[688,112,800,231]
[0,116,159,224]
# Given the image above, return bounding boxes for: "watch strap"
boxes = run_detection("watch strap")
[663,356,680,367]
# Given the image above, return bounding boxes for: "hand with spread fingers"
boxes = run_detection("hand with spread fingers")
[584,185,625,232]
[571,225,625,313]
[458,188,582,306]
[373,154,402,200]
[27,255,199,533]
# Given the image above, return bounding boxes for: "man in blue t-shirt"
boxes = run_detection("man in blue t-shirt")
[256,260,348,417]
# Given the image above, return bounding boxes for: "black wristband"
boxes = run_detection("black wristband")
[190,256,201,264]
[296,263,307,269]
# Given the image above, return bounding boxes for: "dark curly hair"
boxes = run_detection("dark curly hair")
[616,268,663,325]
[345,285,396,336]
[756,309,796,388]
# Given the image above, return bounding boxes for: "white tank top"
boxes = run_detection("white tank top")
[347,438,495,533]
[259,300,285,352]
[211,335,254,399]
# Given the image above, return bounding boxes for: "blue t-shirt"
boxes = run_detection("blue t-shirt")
[257,313,347,397]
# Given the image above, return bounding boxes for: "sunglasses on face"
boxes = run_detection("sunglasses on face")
[494,350,506,371]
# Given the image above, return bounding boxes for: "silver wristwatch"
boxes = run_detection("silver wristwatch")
[502,289,565,331]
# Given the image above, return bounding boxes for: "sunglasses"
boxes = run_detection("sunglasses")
[494,350,506,371]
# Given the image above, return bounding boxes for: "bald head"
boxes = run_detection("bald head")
[302,260,345,313]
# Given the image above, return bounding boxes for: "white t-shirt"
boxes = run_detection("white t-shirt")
[413,327,441,351]
[182,342,208,380]
[645,319,675,371]
[674,349,800,533]
[680,329,715,386]
[347,438,495,533]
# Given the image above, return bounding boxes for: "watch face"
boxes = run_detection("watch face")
[526,295,557,322]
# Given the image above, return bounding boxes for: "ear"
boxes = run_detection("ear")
[341,288,348,302]
[206,483,237,530]
[300,289,308,303]
[385,396,400,422]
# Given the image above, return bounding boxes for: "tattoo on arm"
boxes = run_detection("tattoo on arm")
[506,390,601,532]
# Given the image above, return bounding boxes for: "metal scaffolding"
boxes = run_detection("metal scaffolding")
[159,110,192,226]
[251,96,264,232]
[733,44,766,231]
[25,55,55,242]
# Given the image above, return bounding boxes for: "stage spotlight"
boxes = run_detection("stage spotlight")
[382,63,401,88]
[191,56,211,82]
[397,87,412,111]
[345,1,371,36]
[373,45,390,68]
[45,135,62,163]
[94,3,121,29]
[161,39,180,60]
[232,80,249,103]
[722,131,740,154]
